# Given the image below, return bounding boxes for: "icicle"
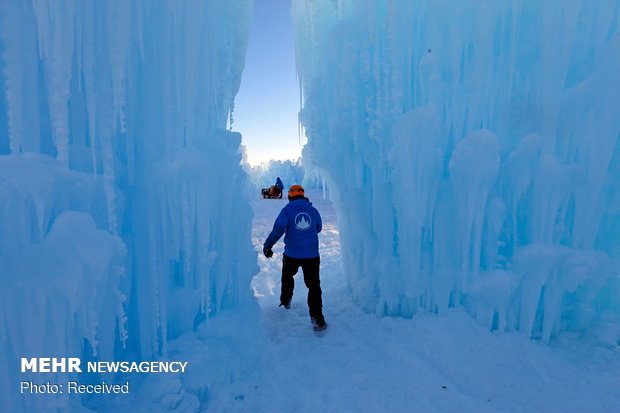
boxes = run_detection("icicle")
[181,179,193,275]
[117,291,128,348]
[80,2,99,175]
[106,0,131,134]
[0,1,24,154]
[147,188,162,357]
[34,0,76,166]
[229,99,235,131]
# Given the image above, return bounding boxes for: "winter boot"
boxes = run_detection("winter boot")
[311,315,327,331]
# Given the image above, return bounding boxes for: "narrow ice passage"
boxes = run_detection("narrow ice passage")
[241,190,620,413]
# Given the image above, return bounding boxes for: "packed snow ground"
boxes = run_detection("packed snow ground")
[244,190,620,413]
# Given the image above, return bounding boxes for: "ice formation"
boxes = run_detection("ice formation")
[0,1,255,411]
[247,158,305,190]
[1,0,619,409]
[245,156,327,193]
[292,0,620,341]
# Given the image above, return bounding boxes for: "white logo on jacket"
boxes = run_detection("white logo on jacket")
[294,213,312,230]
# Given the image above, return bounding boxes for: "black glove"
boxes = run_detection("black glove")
[263,247,274,258]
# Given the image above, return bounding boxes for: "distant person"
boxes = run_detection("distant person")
[263,184,327,331]
[275,176,284,191]
[268,176,284,198]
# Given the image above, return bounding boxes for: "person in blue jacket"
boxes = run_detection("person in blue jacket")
[263,184,327,331]
[275,176,284,191]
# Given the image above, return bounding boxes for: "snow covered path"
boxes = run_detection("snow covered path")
[246,190,620,413]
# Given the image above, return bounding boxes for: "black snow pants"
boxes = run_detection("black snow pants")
[280,254,323,319]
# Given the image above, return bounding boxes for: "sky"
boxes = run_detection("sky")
[234,0,305,166]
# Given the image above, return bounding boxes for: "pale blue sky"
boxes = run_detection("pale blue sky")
[234,0,304,166]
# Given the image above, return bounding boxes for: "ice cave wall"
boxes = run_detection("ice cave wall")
[0,3,256,409]
[292,0,620,342]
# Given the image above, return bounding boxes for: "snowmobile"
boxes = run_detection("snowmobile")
[261,186,283,199]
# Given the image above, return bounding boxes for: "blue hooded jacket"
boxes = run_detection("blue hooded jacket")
[264,196,322,259]
[275,177,284,190]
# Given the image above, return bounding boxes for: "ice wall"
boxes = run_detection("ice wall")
[247,158,305,190]
[292,0,620,342]
[246,157,327,192]
[0,1,255,410]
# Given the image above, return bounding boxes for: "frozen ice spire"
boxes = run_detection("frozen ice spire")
[292,0,620,340]
[0,2,256,410]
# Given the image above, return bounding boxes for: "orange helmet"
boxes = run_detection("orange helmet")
[288,184,305,198]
